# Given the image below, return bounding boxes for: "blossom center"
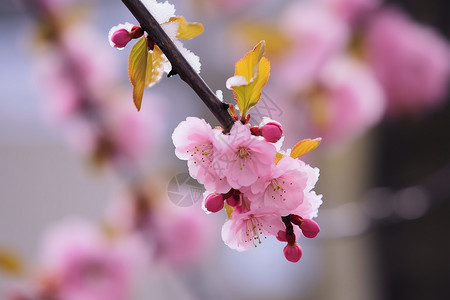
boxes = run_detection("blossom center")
[238,147,249,158]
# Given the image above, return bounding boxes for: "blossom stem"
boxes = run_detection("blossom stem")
[282,215,294,235]
[120,0,235,133]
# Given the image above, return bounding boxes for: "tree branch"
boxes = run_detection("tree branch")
[120,0,235,133]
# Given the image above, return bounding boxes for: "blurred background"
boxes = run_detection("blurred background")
[0,0,449,299]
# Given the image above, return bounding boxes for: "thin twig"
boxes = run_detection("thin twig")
[120,0,235,132]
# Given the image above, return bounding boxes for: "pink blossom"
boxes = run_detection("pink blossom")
[320,0,381,24]
[213,121,276,189]
[172,117,231,193]
[306,56,386,144]
[366,8,450,116]
[221,209,285,251]
[291,165,323,220]
[39,218,147,300]
[246,156,312,215]
[277,1,350,91]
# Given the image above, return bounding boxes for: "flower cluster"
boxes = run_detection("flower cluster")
[173,42,323,262]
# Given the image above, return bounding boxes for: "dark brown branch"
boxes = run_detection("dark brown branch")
[120,0,235,132]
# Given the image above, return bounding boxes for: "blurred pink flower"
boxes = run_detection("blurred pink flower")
[305,56,386,144]
[34,25,118,124]
[206,0,259,12]
[59,25,119,101]
[366,8,450,116]
[320,0,381,24]
[34,50,84,123]
[63,92,163,168]
[35,0,72,14]
[277,0,350,91]
[103,96,163,167]
[106,192,213,269]
[39,218,147,300]
[149,205,213,269]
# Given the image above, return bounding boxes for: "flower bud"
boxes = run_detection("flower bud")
[225,194,240,207]
[111,29,132,49]
[130,26,144,39]
[283,243,303,262]
[204,193,224,213]
[300,219,320,238]
[289,214,303,226]
[276,230,287,242]
[261,121,283,143]
[250,126,262,136]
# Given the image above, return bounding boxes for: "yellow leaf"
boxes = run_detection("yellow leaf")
[248,57,270,109]
[275,152,285,164]
[229,41,270,117]
[128,37,149,111]
[145,46,165,88]
[235,41,265,82]
[128,38,166,110]
[0,248,23,276]
[290,138,322,159]
[169,16,204,40]
[224,203,234,220]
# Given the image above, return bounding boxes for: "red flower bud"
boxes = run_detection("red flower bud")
[261,121,283,143]
[276,230,287,242]
[111,28,132,48]
[204,193,224,213]
[130,26,144,39]
[300,219,320,238]
[250,126,262,136]
[225,195,240,207]
[289,214,303,226]
[283,243,303,263]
